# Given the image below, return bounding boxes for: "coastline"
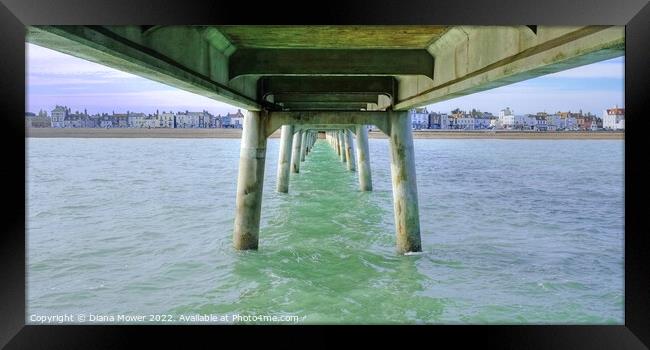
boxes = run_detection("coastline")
[25,128,624,140]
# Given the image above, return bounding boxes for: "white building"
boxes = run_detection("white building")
[456,115,475,130]
[603,107,624,130]
[158,112,175,128]
[498,108,528,130]
[498,107,516,129]
[227,109,245,128]
[50,105,68,128]
[175,111,200,128]
[409,107,429,129]
[126,112,147,127]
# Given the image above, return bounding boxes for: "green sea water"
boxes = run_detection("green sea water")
[26,137,624,324]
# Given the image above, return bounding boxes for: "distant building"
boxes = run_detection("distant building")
[565,116,578,130]
[455,114,475,130]
[409,107,429,129]
[210,114,220,128]
[99,114,113,128]
[473,115,491,129]
[158,111,175,128]
[498,108,528,129]
[226,109,244,128]
[64,111,86,128]
[25,112,51,128]
[603,107,624,130]
[50,105,68,128]
[545,114,562,130]
[127,112,147,127]
[428,112,449,129]
[533,115,548,131]
[219,114,230,128]
[113,113,129,128]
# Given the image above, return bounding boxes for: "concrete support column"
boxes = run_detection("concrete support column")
[336,132,341,156]
[291,129,302,173]
[345,129,356,171]
[338,131,346,162]
[355,125,372,191]
[276,125,294,193]
[307,131,313,154]
[300,131,308,162]
[233,111,268,250]
[305,131,310,155]
[388,111,422,254]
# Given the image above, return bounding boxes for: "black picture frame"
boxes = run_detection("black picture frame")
[1,0,648,348]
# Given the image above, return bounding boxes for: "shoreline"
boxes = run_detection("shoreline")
[25,128,624,140]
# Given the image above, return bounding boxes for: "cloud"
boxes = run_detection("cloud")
[27,43,140,85]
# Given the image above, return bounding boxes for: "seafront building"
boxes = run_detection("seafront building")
[409,107,430,129]
[50,105,68,128]
[603,107,625,130]
[25,110,50,128]
[31,105,618,131]
[428,112,449,129]
[226,109,245,128]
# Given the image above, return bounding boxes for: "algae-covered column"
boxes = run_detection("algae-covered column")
[291,129,302,173]
[345,129,356,171]
[276,124,294,193]
[233,111,268,250]
[335,131,342,156]
[388,111,422,254]
[300,131,308,162]
[307,131,314,154]
[338,130,346,162]
[355,125,372,191]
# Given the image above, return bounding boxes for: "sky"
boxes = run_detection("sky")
[26,43,624,116]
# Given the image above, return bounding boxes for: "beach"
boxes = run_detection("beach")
[26,128,624,139]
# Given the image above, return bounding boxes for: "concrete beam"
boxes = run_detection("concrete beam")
[394,25,624,110]
[279,102,370,111]
[27,26,262,111]
[295,124,362,131]
[259,76,396,100]
[272,93,381,104]
[230,49,434,80]
[266,111,390,137]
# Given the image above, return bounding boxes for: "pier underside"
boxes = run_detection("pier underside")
[26,25,624,254]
